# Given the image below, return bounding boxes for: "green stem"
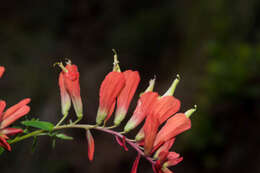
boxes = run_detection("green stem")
[55,114,68,127]
[9,124,95,144]
[9,130,44,144]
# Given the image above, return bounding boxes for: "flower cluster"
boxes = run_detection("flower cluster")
[0,66,31,151]
[92,53,195,173]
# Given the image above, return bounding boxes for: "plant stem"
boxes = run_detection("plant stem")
[55,114,68,127]
[8,123,155,164]
[9,130,44,144]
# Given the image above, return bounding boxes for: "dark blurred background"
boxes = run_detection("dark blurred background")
[0,1,260,173]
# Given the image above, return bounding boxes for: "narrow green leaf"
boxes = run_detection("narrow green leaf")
[21,120,54,131]
[56,133,73,140]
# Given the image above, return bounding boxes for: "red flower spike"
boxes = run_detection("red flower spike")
[144,114,160,156]
[125,92,159,133]
[0,66,5,78]
[62,63,83,119]
[131,154,141,173]
[96,71,125,125]
[114,70,140,126]
[0,136,11,151]
[153,113,191,147]
[86,130,95,162]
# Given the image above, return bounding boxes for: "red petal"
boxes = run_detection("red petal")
[0,136,11,151]
[114,70,140,124]
[153,138,175,159]
[86,130,95,161]
[158,151,169,163]
[59,73,71,116]
[144,114,160,156]
[165,152,183,167]
[154,113,191,148]
[2,98,31,119]
[124,92,158,132]
[104,100,116,124]
[1,105,30,128]
[131,154,141,173]
[0,66,5,78]
[0,128,23,136]
[153,96,181,124]
[167,152,180,160]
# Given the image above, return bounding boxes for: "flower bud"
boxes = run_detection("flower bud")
[86,130,95,161]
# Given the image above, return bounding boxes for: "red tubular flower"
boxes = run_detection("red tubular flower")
[0,66,5,78]
[86,130,95,161]
[153,113,191,148]
[124,91,158,133]
[58,62,83,119]
[96,71,125,125]
[0,98,31,151]
[113,70,140,126]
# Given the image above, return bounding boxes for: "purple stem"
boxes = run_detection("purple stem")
[94,126,155,164]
